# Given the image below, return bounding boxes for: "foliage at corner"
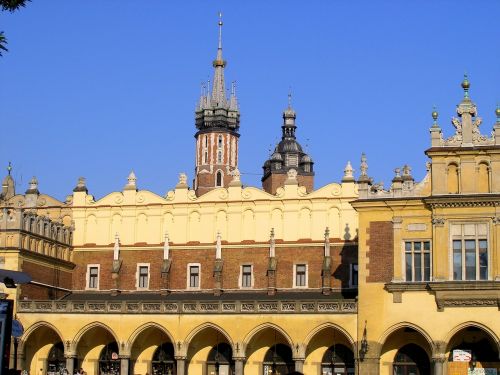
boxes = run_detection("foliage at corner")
[0,0,30,56]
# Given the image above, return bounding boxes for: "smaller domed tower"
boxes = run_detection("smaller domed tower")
[262,98,314,194]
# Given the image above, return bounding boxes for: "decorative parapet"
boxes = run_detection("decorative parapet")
[17,299,357,314]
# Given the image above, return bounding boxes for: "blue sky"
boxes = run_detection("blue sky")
[1,1,499,200]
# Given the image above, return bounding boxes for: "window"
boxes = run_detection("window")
[87,265,100,290]
[188,264,200,288]
[451,223,488,281]
[294,264,307,287]
[217,135,223,163]
[137,264,149,289]
[350,264,358,287]
[216,170,223,187]
[241,265,252,288]
[286,154,298,167]
[404,241,431,281]
[203,136,208,164]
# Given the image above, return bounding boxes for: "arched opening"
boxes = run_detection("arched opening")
[304,325,355,375]
[152,342,176,375]
[263,344,294,375]
[47,341,65,374]
[186,325,233,375]
[321,344,355,375]
[98,342,120,375]
[129,324,175,375]
[207,342,234,375]
[216,171,223,187]
[379,326,432,375]
[22,323,63,375]
[393,344,430,375]
[447,163,459,194]
[447,325,500,374]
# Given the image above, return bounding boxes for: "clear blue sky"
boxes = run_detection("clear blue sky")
[1,1,499,200]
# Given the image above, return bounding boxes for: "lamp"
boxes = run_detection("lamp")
[359,320,369,361]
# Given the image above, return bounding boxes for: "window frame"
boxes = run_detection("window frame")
[403,240,432,282]
[136,263,150,290]
[215,170,223,187]
[86,264,100,290]
[349,263,358,288]
[293,263,308,288]
[450,222,489,281]
[187,263,201,289]
[239,264,253,289]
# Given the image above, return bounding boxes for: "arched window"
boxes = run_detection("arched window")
[207,342,234,375]
[47,342,65,374]
[321,344,355,375]
[203,136,208,164]
[99,342,120,375]
[217,135,223,163]
[216,170,223,187]
[152,342,176,375]
[477,162,490,193]
[393,344,430,375]
[447,163,459,194]
[263,344,294,375]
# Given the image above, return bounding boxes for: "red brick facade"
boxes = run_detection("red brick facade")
[366,221,394,283]
[72,241,357,292]
[262,174,314,195]
[20,258,73,299]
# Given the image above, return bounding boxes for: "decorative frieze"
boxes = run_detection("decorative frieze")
[431,218,445,226]
[17,298,357,314]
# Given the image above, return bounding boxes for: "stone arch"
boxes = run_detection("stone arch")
[243,322,294,351]
[185,322,235,375]
[73,321,120,349]
[378,322,434,355]
[271,208,283,239]
[185,322,234,348]
[299,207,312,239]
[215,209,227,239]
[127,322,176,351]
[303,322,356,374]
[127,322,177,375]
[21,321,65,375]
[304,322,355,348]
[444,321,500,353]
[242,208,255,240]
[136,213,148,243]
[476,160,490,193]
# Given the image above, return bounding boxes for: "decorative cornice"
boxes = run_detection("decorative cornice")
[424,195,500,209]
[17,299,357,315]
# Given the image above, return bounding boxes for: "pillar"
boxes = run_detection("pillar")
[234,358,245,375]
[357,357,380,375]
[175,357,186,375]
[65,355,75,375]
[294,358,304,372]
[120,356,129,375]
[432,356,446,375]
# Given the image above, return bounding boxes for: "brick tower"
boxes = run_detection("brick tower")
[194,14,240,196]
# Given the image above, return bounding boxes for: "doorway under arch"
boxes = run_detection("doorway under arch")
[392,344,430,375]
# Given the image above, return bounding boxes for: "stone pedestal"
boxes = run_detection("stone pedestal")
[234,358,245,375]
[294,358,304,372]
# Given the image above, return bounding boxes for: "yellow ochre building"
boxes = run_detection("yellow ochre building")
[1,16,499,375]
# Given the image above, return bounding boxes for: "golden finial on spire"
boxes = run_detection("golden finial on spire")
[288,89,292,109]
[496,103,500,123]
[461,73,470,98]
[218,12,223,50]
[7,161,12,175]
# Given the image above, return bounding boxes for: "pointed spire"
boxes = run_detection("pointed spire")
[6,162,12,176]
[216,231,222,259]
[282,91,297,139]
[113,233,120,260]
[342,161,355,182]
[229,81,239,111]
[163,232,170,260]
[211,12,227,108]
[124,170,137,190]
[26,176,39,194]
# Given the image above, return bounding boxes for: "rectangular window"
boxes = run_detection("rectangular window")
[189,264,200,288]
[350,264,358,287]
[404,241,431,282]
[87,265,99,290]
[451,223,488,281]
[295,264,307,287]
[241,265,252,288]
[137,264,149,289]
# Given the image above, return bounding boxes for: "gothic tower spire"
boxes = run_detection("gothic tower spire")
[194,14,240,196]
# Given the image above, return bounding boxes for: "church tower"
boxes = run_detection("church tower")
[194,14,240,196]
[262,96,314,194]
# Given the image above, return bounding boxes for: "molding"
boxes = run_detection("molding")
[424,195,500,209]
[17,299,357,315]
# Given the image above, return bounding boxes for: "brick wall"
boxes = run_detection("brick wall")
[20,259,73,299]
[366,221,394,283]
[72,242,357,291]
[262,174,314,195]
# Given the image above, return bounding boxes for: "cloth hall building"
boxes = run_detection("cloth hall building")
[1,18,500,375]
